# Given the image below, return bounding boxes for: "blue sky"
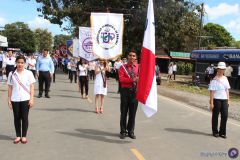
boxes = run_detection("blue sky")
[0,0,240,40]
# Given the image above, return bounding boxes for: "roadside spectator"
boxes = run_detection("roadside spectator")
[236,63,240,90]
[27,53,37,78]
[0,51,4,81]
[205,64,214,83]
[224,63,233,83]
[209,62,230,139]
[172,62,177,80]
[167,62,173,82]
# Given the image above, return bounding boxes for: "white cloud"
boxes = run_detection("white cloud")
[224,19,240,36]
[205,3,240,20]
[0,17,7,26]
[28,17,51,30]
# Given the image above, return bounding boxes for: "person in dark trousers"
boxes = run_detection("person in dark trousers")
[118,51,139,139]
[36,49,54,98]
[7,55,36,144]
[51,54,58,83]
[209,62,230,139]
[4,51,16,79]
[78,59,89,98]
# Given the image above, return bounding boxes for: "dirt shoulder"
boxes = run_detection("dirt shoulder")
[157,81,240,121]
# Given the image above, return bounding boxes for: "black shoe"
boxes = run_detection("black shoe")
[120,133,127,139]
[45,95,50,98]
[213,133,219,138]
[128,133,136,139]
[219,134,227,139]
[37,95,42,98]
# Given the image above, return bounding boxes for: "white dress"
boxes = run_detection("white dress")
[94,66,107,95]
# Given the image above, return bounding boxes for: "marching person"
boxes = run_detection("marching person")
[4,51,16,79]
[51,54,58,83]
[7,55,35,144]
[36,49,54,98]
[209,62,230,139]
[94,59,110,114]
[78,59,89,98]
[69,58,77,83]
[118,51,139,139]
[114,57,122,93]
[27,53,37,78]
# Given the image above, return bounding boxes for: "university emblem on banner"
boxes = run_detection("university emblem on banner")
[83,37,93,53]
[79,27,97,61]
[97,24,119,50]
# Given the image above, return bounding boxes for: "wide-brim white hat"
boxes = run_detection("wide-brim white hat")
[217,62,226,69]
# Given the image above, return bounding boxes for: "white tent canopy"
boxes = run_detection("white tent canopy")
[0,35,8,47]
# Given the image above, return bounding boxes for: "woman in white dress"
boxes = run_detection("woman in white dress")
[167,62,173,81]
[94,59,110,114]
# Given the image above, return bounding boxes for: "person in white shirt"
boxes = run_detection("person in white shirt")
[208,62,230,139]
[27,54,37,77]
[172,62,177,80]
[224,63,233,85]
[78,59,89,98]
[236,64,240,90]
[167,62,173,81]
[7,55,36,144]
[88,61,96,80]
[69,58,77,83]
[4,51,16,79]
[114,57,122,93]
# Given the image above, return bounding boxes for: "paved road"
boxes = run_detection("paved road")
[0,72,239,160]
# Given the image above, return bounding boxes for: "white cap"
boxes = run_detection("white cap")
[217,62,226,69]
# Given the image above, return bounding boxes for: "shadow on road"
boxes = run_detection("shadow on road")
[57,128,132,144]
[0,135,12,141]
[53,94,81,99]
[35,108,95,113]
[165,128,212,137]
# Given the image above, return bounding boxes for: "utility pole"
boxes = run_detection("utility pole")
[198,3,204,49]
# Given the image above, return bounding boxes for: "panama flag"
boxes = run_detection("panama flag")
[136,0,157,117]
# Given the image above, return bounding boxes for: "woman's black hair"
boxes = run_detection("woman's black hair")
[10,55,26,82]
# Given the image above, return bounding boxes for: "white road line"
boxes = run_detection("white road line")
[158,95,240,127]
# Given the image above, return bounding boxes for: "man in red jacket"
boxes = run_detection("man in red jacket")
[118,51,139,139]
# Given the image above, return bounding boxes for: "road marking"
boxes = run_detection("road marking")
[158,95,240,127]
[131,148,145,160]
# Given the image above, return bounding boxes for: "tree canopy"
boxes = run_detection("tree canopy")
[53,34,72,47]
[2,22,36,53]
[202,23,233,47]
[35,0,202,55]
[35,28,53,51]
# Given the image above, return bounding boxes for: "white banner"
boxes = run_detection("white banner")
[79,27,97,61]
[91,13,123,60]
[73,38,79,58]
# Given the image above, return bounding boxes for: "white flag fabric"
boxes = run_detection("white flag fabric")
[79,27,97,61]
[90,12,123,60]
[73,38,79,58]
[136,0,157,117]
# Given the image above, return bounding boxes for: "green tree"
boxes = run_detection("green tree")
[2,22,36,53]
[35,28,53,51]
[53,34,71,47]
[202,23,233,47]
[34,0,201,55]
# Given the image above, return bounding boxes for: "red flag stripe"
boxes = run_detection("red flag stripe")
[136,47,155,104]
